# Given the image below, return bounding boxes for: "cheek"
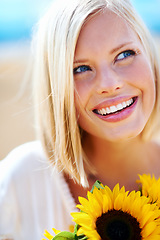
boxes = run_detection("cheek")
[123,57,155,96]
[134,61,155,98]
[130,60,156,114]
[74,81,93,107]
[74,86,87,120]
[74,92,91,130]
[119,57,156,120]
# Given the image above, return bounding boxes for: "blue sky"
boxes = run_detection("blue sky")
[132,0,160,32]
[0,0,159,42]
[0,0,51,42]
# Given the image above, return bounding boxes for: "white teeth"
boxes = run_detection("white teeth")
[127,99,132,106]
[122,102,127,108]
[110,106,117,113]
[97,98,134,115]
[126,101,130,106]
[106,107,111,114]
[116,103,123,110]
[99,109,103,114]
[102,108,107,115]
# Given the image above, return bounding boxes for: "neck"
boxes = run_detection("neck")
[82,133,150,191]
[83,132,143,162]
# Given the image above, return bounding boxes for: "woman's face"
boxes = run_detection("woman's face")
[73,10,155,142]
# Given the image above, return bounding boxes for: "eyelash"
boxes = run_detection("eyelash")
[73,49,137,74]
[115,49,136,62]
[73,65,92,75]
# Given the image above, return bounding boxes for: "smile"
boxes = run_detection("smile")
[93,97,137,116]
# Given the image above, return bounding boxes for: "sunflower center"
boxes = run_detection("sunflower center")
[96,210,142,240]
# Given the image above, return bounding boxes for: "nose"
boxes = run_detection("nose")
[96,66,124,95]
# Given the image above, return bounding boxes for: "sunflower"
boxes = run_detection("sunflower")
[71,183,160,240]
[137,174,160,207]
[42,228,60,240]
[42,228,77,240]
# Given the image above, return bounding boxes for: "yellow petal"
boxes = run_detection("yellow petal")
[52,228,61,234]
[43,230,54,240]
[142,221,157,238]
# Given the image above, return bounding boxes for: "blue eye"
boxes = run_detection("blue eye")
[116,50,136,61]
[73,65,91,74]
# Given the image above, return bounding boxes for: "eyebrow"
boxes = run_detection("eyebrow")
[73,59,88,64]
[73,41,134,64]
[110,41,133,54]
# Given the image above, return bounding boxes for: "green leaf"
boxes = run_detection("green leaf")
[73,225,88,240]
[74,223,79,234]
[77,234,88,240]
[52,231,75,240]
[90,180,104,193]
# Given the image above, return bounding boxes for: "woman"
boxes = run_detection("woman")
[0,0,160,239]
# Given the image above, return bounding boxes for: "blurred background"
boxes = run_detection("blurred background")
[0,0,160,159]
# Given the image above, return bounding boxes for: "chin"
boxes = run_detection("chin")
[99,125,145,143]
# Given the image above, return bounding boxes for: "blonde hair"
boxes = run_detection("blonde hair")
[33,0,160,187]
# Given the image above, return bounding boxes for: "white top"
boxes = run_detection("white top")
[0,141,77,240]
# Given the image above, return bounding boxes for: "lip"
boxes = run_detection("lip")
[92,96,138,122]
[92,96,136,110]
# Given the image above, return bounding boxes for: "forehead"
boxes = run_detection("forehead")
[75,10,140,55]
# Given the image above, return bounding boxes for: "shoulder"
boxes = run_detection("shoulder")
[3,140,45,160]
[0,141,62,198]
[0,141,48,182]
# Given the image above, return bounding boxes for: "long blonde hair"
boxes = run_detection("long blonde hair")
[33,0,160,187]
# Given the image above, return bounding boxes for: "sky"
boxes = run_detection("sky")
[0,0,51,42]
[131,0,160,33]
[0,0,159,42]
